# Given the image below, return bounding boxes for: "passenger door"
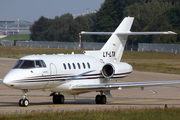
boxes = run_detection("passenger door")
[45,63,57,88]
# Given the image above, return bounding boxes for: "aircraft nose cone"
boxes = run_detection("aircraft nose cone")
[3,75,15,88]
[3,69,22,89]
[3,77,11,87]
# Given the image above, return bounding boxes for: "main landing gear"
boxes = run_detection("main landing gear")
[95,91,107,104]
[19,89,29,107]
[52,93,65,104]
[18,90,106,106]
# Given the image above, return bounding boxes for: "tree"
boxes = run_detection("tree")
[92,0,142,42]
[52,13,74,41]
[146,6,180,43]
[123,0,178,44]
[30,16,50,41]
[30,0,180,44]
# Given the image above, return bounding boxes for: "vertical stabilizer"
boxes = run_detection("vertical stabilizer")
[100,17,134,62]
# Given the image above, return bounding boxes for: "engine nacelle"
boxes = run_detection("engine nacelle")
[101,63,115,78]
[101,62,132,79]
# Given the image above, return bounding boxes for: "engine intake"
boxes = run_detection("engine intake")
[102,63,115,78]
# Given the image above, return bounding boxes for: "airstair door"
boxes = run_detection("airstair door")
[45,63,57,87]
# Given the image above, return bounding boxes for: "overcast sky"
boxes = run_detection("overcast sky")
[0,0,104,22]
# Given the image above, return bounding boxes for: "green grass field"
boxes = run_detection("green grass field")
[0,107,180,120]
[0,34,30,40]
[122,51,180,74]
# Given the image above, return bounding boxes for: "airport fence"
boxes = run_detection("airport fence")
[15,41,105,50]
[1,40,136,50]
[138,43,180,53]
[1,40,180,53]
[0,40,12,46]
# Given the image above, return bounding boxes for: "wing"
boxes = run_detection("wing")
[0,79,3,83]
[71,81,180,92]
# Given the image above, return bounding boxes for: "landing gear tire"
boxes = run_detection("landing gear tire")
[19,99,23,106]
[95,95,106,104]
[95,95,101,104]
[53,95,59,104]
[19,99,29,107]
[58,95,64,104]
[53,94,64,104]
[100,95,106,104]
[23,99,29,107]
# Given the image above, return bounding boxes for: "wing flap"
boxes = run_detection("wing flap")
[71,81,180,91]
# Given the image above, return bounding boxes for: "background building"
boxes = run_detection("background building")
[0,19,32,37]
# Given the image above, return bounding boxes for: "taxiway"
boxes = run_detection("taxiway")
[0,57,180,114]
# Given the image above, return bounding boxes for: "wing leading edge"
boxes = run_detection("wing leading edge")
[71,81,180,91]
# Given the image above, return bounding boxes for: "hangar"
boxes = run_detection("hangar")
[0,19,32,36]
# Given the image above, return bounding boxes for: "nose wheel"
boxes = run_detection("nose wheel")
[19,98,29,107]
[19,89,29,107]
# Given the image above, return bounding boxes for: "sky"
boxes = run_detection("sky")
[0,0,105,22]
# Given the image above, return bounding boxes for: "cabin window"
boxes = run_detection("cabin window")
[63,63,66,70]
[87,62,90,69]
[13,60,23,68]
[82,63,86,69]
[77,63,81,69]
[72,63,76,69]
[40,60,46,67]
[35,61,42,68]
[68,63,71,69]
[19,60,35,68]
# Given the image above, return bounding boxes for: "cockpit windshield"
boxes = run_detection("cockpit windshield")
[20,60,35,68]
[13,60,46,69]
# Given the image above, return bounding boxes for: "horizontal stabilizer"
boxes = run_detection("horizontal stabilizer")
[81,31,113,35]
[117,31,177,35]
[81,31,177,35]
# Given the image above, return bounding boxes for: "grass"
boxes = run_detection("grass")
[0,34,30,40]
[0,107,180,120]
[0,46,84,59]
[122,51,180,59]
[122,51,180,74]
[0,46,180,74]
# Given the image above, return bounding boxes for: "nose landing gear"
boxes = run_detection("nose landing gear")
[19,89,29,107]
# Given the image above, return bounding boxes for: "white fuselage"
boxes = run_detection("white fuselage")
[3,54,132,95]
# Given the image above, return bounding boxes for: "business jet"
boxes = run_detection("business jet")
[0,17,180,107]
